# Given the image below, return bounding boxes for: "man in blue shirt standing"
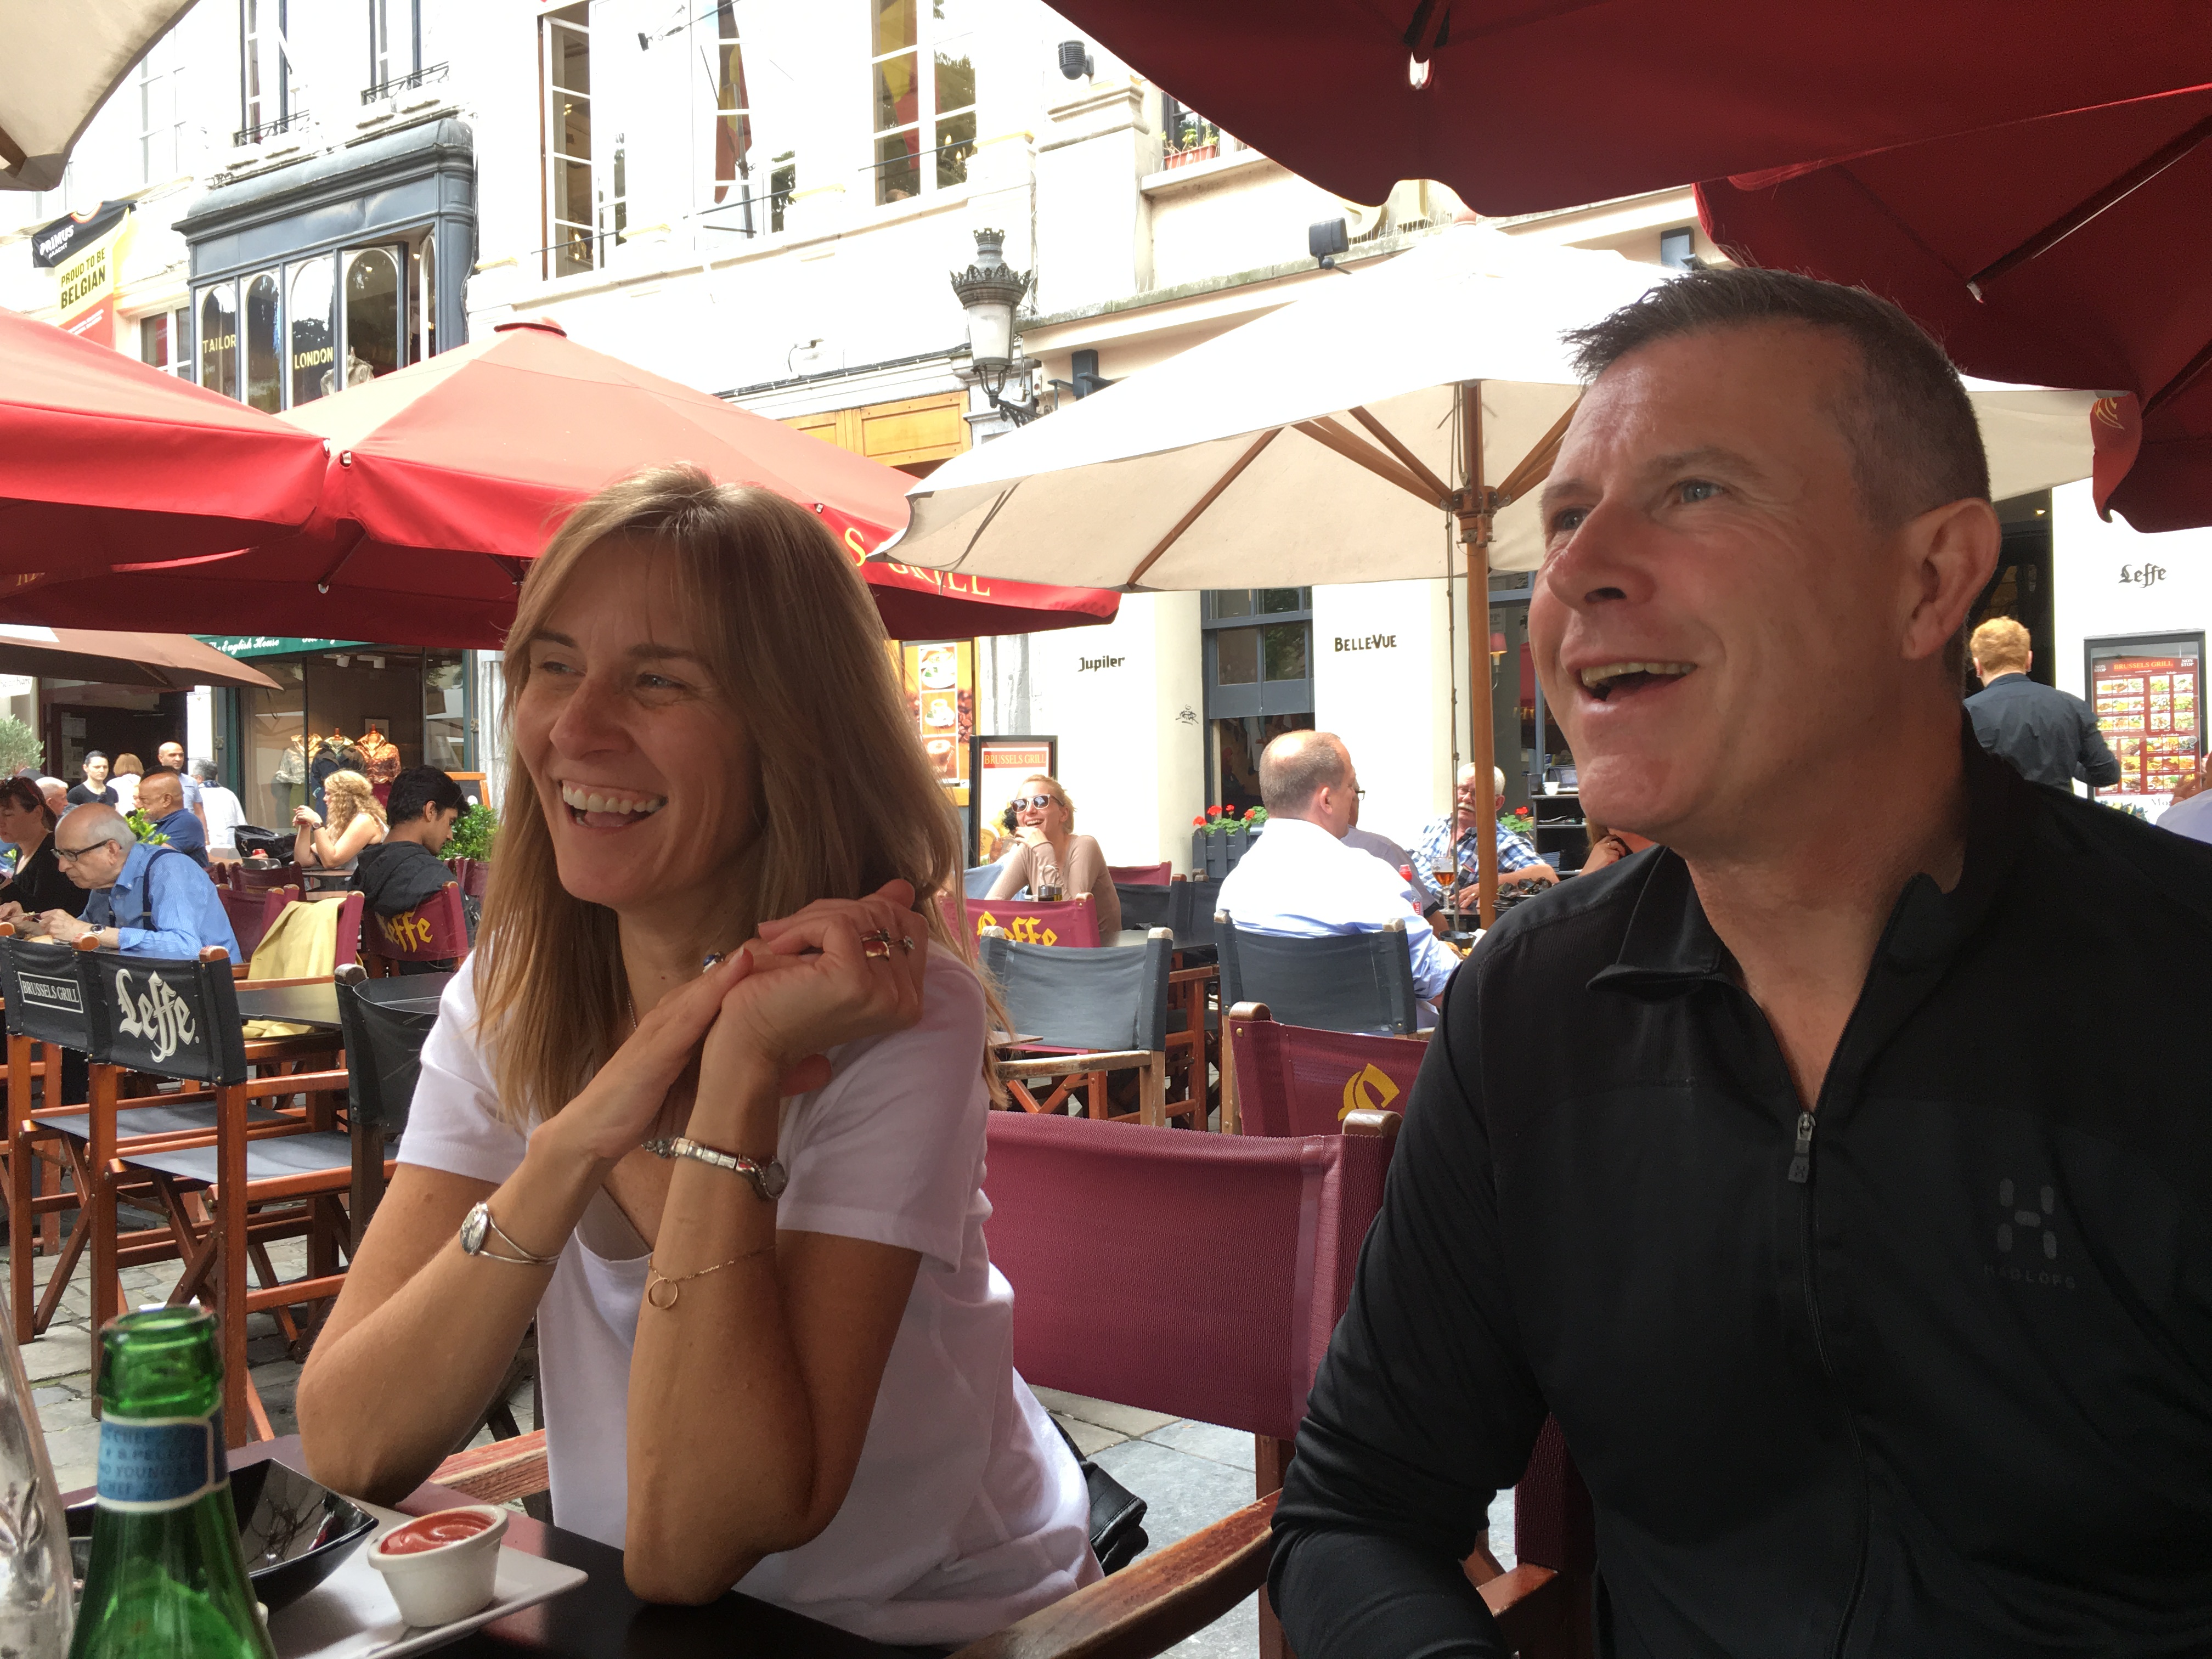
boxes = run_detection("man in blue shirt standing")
[136,769,209,868]
[40,804,239,959]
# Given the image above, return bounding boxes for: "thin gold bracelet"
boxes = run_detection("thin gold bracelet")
[644,1242,775,1309]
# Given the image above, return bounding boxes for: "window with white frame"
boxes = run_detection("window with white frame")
[541,2,624,277]
[868,0,977,207]
[138,49,188,183]
[239,0,296,140]
[137,307,191,376]
[368,0,421,96]
[697,1,795,235]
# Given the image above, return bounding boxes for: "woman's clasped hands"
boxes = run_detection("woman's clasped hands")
[539,879,930,1169]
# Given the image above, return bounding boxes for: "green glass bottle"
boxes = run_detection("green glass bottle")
[69,1308,275,1659]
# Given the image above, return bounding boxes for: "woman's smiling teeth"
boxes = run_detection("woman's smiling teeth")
[558,781,666,820]
[1580,661,1695,701]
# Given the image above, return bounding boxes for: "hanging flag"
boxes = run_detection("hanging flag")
[33,201,135,349]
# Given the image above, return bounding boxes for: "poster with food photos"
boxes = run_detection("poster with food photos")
[897,640,973,800]
[2091,653,2200,803]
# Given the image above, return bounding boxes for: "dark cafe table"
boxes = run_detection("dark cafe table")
[70,1437,915,1659]
[234,972,457,1034]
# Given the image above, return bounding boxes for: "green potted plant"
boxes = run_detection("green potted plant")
[0,716,41,779]
[446,802,498,862]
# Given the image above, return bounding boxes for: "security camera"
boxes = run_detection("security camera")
[1058,41,1094,80]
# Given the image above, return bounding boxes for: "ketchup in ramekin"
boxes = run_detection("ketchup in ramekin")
[368,1503,508,1625]
[378,1509,498,1556]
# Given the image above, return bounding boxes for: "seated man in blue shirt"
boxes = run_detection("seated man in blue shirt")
[1217,729,1458,1009]
[135,768,208,868]
[40,804,239,960]
[1410,762,1558,933]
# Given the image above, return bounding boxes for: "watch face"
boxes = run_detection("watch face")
[460,1204,488,1256]
[760,1161,789,1199]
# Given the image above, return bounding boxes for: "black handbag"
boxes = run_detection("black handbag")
[1053,1418,1149,1574]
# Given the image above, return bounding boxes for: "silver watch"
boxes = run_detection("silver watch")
[642,1136,788,1200]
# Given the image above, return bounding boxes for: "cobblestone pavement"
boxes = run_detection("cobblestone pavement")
[6,1242,1506,1657]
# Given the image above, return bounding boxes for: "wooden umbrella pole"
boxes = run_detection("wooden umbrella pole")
[1455,381,1498,929]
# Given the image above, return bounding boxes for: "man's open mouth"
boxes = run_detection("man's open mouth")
[1578,661,1695,702]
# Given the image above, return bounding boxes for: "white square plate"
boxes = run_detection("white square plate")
[268,1500,587,1659]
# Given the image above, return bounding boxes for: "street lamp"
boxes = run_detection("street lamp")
[950,228,1040,426]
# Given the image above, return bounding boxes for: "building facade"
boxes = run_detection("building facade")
[461,0,1729,870]
[1,2,492,810]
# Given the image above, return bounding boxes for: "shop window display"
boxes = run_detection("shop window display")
[244,269,282,413]
[197,284,238,399]
[290,257,335,406]
[343,247,402,385]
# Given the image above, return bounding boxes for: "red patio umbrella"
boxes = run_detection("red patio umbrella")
[0,305,326,569]
[1696,84,2212,534]
[0,317,1117,647]
[1046,0,2208,211]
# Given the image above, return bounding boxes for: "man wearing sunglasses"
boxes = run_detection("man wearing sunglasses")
[39,804,239,960]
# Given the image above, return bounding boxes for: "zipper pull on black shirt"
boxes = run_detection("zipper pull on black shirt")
[1789,1110,1815,1184]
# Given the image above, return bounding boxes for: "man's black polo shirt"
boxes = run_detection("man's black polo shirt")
[1966,672,2120,791]
[1271,735,2212,1658]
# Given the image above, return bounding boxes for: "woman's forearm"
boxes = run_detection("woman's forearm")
[298,1126,608,1503]
[624,1060,812,1598]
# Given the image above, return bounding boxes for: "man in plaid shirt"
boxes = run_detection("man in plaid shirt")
[1410,763,1557,927]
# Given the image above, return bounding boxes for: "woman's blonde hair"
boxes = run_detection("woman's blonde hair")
[112,753,143,777]
[476,465,990,1127]
[1023,774,1074,826]
[321,770,386,831]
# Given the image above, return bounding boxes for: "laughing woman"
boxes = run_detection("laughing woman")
[298,467,1095,1649]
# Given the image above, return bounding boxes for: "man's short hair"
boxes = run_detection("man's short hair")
[1970,617,2032,675]
[387,765,466,825]
[1259,730,1350,814]
[83,752,108,766]
[191,760,218,782]
[1562,267,1990,532]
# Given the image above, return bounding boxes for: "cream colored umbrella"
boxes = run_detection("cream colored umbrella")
[0,1,198,190]
[887,222,2098,919]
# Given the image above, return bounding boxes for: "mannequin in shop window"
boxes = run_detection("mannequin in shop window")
[357,725,402,806]
[273,735,308,819]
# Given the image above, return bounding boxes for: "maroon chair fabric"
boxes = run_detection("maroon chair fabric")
[362,882,469,970]
[219,884,297,964]
[941,891,1102,950]
[1108,861,1173,887]
[984,1112,1388,1442]
[1229,1008,1430,1138]
[445,856,490,898]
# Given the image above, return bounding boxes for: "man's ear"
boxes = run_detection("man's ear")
[1901,497,1999,664]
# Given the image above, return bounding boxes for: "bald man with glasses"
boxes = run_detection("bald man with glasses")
[41,804,239,959]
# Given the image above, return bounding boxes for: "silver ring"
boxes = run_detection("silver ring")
[899,936,916,953]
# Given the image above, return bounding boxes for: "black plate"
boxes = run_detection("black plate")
[67,1459,377,1613]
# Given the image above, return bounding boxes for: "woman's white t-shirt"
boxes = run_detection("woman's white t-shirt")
[396,950,1097,1647]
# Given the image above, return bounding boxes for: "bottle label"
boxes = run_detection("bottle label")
[97,1409,228,1512]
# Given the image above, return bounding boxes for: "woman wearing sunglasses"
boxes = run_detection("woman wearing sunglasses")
[985,776,1120,939]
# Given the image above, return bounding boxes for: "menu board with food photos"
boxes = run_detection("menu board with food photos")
[2091,653,2200,799]
[897,639,973,802]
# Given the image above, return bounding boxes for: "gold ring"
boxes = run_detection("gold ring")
[862,936,893,960]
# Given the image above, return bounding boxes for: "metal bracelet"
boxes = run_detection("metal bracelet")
[459,1200,560,1266]
[641,1136,788,1200]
